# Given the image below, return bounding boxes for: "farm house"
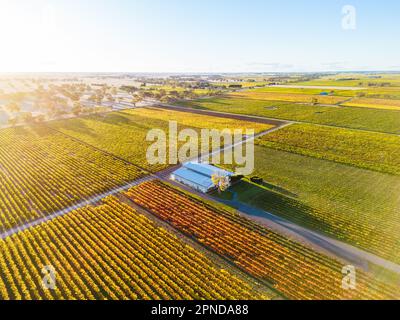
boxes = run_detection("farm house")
[170,162,233,193]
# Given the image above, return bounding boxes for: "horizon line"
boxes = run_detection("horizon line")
[1,70,400,75]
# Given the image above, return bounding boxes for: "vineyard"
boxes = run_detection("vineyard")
[250,86,366,97]
[0,125,145,233]
[49,107,273,172]
[177,97,400,134]
[221,146,400,264]
[294,73,400,88]
[236,86,400,100]
[126,180,399,300]
[255,123,400,175]
[342,97,400,111]
[0,196,267,300]
[231,91,348,105]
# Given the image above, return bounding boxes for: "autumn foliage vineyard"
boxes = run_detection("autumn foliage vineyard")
[0,103,398,301]
[0,196,266,300]
[256,123,400,175]
[231,91,348,105]
[126,180,400,300]
[49,108,273,173]
[0,125,145,233]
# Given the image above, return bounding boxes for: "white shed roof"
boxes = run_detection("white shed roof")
[171,162,234,191]
[183,162,233,178]
[171,167,215,189]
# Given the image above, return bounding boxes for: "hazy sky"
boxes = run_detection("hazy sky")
[0,0,398,72]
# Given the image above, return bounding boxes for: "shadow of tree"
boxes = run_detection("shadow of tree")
[261,181,298,198]
[214,180,341,237]
[50,117,97,138]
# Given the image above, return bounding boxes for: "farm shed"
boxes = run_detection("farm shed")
[170,162,233,193]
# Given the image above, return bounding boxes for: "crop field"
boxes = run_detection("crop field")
[231,91,348,105]
[211,81,270,88]
[49,107,273,172]
[1,0,400,304]
[143,85,210,96]
[342,97,400,111]
[126,180,399,300]
[293,80,366,87]
[0,126,145,233]
[249,86,359,97]
[177,97,400,134]
[294,74,400,87]
[1,75,399,301]
[221,146,400,264]
[249,86,400,100]
[124,108,271,132]
[256,123,400,175]
[362,87,400,99]
[0,196,266,300]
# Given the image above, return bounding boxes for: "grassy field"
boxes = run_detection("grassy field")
[362,86,400,99]
[250,86,400,100]
[234,86,400,109]
[256,123,400,175]
[231,91,348,105]
[342,97,400,110]
[177,97,400,134]
[249,86,360,96]
[211,81,269,88]
[49,107,273,172]
[220,146,400,264]
[294,73,400,87]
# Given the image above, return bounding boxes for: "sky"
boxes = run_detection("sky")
[0,0,399,73]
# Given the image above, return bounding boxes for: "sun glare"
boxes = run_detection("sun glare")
[0,1,59,72]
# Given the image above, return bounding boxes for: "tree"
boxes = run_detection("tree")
[54,109,68,117]
[89,94,97,102]
[141,91,154,99]
[95,94,104,105]
[211,173,231,193]
[170,90,179,97]
[107,94,115,102]
[187,89,199,99]
[5,102,21,113]
[19,112,33,123]
[72,102,83,116]
[44,100,57,118]
[311,97,319,105]
[85,106,95,114]
[33,102,42,112]
[57,97,68,109]
[7,118,18,126]
[160,96,174,104]
[70,92,81,102]
[34,115,46,123]
[131,95,143,107]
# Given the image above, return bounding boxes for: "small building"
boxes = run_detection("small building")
[170,162,234,193]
